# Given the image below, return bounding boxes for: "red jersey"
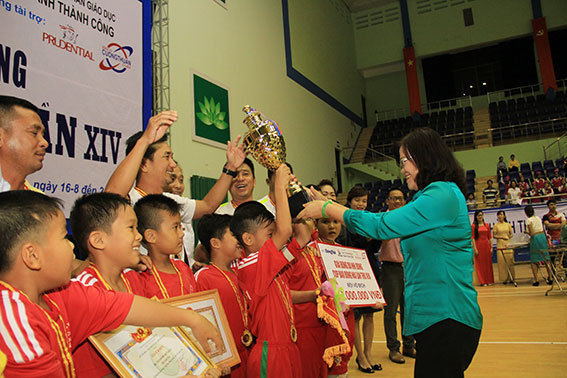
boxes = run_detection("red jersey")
[73,266,145,377]
[289,248,326,328]
[0,281,133,378]
[237,238,303,341]
[142,259,196,299]
[533,178,546,190]
[543,211,566,241]
[195,265,250,378]
[552,176,562,189]
[236,238,304,378]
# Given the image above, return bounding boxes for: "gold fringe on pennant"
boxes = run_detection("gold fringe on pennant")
[316,295,351,367]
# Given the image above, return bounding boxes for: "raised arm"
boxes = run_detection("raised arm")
[192,136,246,219]
[105,111,178,196]
[271,164,293,249]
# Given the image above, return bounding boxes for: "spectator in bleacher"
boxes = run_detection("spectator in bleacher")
[551,169,562,190]
[508,154,520,172]
[318,179,337,202]
[559,177,567,200]
[467,193,477,210]
[533,171,546,191]
[497,156,507,175]
[542,181,554,202]
[482,179,498,207]
[518,174,531,195]
[507,180,522,206]
[524,205,553,286]
[529,186,542,203]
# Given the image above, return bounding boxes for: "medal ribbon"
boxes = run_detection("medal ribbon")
[303,245,323,287]
[274,274,295,331]
[210,263,248,329]
[151,259,185,299]
[89,264,133,293]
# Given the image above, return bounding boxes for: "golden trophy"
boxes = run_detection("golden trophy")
[242,105,311,218]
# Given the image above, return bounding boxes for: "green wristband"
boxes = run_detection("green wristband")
[321,200,333,218]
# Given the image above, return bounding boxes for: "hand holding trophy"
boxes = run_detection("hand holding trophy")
[241,105,311,218]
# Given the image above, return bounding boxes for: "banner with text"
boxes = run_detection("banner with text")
[317,242,386,307]
[1,0,142,214]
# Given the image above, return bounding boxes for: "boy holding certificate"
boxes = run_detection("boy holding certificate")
[195,214,250,378]
[134,194,197,299]
[230,165,311,378]
[70,192,148,377]
[0,190,222,377]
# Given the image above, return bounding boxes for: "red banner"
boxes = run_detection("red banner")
[532,17,557,92]
[403,46,422,115]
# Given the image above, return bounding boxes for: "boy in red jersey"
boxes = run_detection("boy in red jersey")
[230,165,311,378]
[134,194,197,299]
[0,191,222,378]
[196,214,250,377]
[70,192,147,377]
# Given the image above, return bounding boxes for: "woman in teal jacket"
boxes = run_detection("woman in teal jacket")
[299,127,482,378]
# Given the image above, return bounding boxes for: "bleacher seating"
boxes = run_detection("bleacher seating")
[367,106,474,159]
[490,90,567,143]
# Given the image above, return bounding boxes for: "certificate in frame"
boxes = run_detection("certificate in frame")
[162,289,241,368]
[89,324,216,378]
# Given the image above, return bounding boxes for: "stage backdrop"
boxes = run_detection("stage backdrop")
[1,0,145,215]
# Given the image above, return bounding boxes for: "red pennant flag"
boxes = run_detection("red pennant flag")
[404,46,422,116]
[532,17,557,93]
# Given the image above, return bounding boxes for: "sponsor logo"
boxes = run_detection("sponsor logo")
[41,26,94,61]
[99,43,133,73]
[324,248,337,255]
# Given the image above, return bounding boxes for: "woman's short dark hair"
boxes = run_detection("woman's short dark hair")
[399,127,466,194]
[346,185,368,204]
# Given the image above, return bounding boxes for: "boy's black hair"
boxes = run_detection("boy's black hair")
[267,162,293,180]
[547,199,557,206]
[524,205,535,217]
[230,201,274,246]
[197,214,233,260]
[0,96,40,130]
[134,194,181,241]
[125,131,169,160]
[0,191,62,274]
[69,193,131,256]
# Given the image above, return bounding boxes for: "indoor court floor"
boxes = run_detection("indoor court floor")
[347,263,567,378]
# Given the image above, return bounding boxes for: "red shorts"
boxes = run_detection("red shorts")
[246,339,302,378]
[297,325,328,378]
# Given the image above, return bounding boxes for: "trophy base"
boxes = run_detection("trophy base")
[288,189,311,218]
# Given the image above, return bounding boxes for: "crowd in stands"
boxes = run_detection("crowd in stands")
[466,154,567,210]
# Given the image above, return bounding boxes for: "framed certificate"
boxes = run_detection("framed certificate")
[89,324,216,378]
[316,241,386,307]
[162,289,241,368]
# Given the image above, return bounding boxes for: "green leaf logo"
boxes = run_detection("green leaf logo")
[196,97,228,130]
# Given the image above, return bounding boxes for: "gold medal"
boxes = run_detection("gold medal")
[290,325,298,343]
[241,329,253,347]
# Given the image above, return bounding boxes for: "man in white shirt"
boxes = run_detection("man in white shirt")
[215,157,256,215]
[0,96,48,192]
[257,163,294,217]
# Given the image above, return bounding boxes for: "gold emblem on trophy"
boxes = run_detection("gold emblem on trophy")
[242,105,311,217]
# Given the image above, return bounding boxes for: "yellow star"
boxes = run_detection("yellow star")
[407,59,413,66]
